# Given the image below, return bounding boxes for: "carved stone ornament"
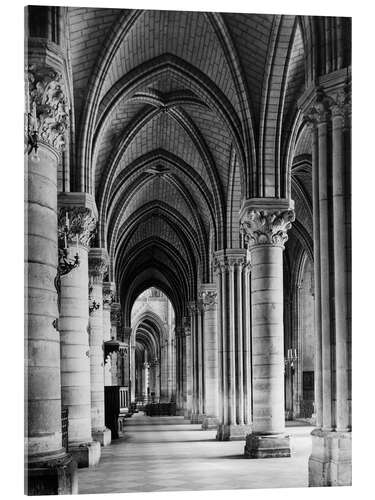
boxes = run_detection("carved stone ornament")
[88,256,108,282]
[103,289,114,307]
[26,64,69,151]
[304,86,351,127]
[183,316,191,336]
[110,308,122,326]
[240,209,295,249]
[188,301,198,315]
[200,290,217,311]
[58,208,97,248]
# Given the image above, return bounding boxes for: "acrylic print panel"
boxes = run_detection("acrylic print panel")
[24,1,352,496]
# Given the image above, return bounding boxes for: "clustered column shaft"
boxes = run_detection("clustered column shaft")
[214,250,252,440]
[88,248,111,446]
[303,84,351,486]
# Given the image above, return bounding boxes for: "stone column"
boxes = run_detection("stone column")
[331,95,350,433]
[200,284,219,430]
[214,250,252,440]
[175,326,184,413]
[103,282,114,386]
[243,254,252,427]
[102,282,115,343]
[110,302,121,387]
[25,64,77,494]
[302,83,352,486]
[88,248,111,446]
[143,360,150,403]
[130,340,136,402]
[58,194,101,467]
[167,333,173,401]
[183,316,193,418]
[241,199,294,458]
[189,301,204,423]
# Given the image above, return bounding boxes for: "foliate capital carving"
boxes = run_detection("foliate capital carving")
[226,254,246,269]
[200,290,217,311]
[240,209,295,249]
[213,250,247,273]
[330,88,351,125]
[188,301,198,315]
[183,316,191,336]
[103,288,114,308]
[212,253,228,274]
[58,208,97,249]
[26,64,69,151]
[110,302,122,327]
[88,257,108,282]
[304,86,351,127]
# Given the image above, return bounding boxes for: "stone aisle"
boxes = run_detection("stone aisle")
[78,413,313,494]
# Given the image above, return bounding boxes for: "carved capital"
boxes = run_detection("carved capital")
[26,64,69,152]
[240,209,295,249]
[330,88,351,128]
[103,288,114,308]
[200,290,217,311]
[58,207,97,249]
[212,253,228,274]
[187,301,198,315]
[304,86,351,127]
[183,316,191,336]
[110,302,122,327]
[88,249,109,283]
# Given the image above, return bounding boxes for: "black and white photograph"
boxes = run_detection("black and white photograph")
[15,0,360,497]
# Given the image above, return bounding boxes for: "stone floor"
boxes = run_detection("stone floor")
[78,413,313,494]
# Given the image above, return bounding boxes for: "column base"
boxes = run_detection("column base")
[190,413,204,424]
[69,440,101,468]
[216,424,252,441]
[201,416,218,430]
[244,433,291,458]
[92,427,112,446]
[26,451,78,495]
[308,428,352,486]
[176,408,185,416]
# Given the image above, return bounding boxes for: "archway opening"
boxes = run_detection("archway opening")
[131,287,176,406]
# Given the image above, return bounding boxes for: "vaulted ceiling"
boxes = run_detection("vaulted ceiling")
[65,8,318,316]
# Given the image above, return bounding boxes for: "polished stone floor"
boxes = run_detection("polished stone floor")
[78,413,313,494]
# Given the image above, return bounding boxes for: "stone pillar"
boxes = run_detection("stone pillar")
[130,340,136,402]
[214,250,252,440]
[88,248,111,446]
[122,327,132,388]
[189,301,204,423]
[103,282,114,386]
[175,326,184,413]
[200,284,219,430]
[183,316,193,418]
[25,64,77,493]
[243,253,252,427]
[58,194,101,468]
[301,83,352,486]
[167,333,173,401]
[110,302,121,387]
[103,282,115,342]
[143,360,150,403]
[241,199,294,458]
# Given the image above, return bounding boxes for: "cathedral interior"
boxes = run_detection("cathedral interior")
[25,6,351,495]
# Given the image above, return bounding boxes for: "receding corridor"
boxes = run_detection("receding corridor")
[78,414,313,494]
[25,7,351,494]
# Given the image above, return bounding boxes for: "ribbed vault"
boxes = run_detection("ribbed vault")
[63,8,351,323]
